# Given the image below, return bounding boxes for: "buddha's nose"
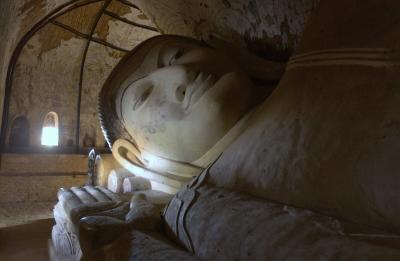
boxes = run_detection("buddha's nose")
[166,65,200,84]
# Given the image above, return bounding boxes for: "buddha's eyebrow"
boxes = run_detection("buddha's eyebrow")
[126,75,148,88]
[119,75,148,123]
[157,45,172,67]
[157,51,164,67]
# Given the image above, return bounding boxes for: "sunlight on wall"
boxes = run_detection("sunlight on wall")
[41,126,59,146]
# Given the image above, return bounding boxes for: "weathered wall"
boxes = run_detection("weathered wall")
[134,0,319,61]
[9,31,84,147]
[1,153,87,172]
[0,175,87,202]
[0,0,70,138]
[1,0,158,149]
[0,153,88,203]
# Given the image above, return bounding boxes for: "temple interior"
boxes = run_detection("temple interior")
[1,0,400,260]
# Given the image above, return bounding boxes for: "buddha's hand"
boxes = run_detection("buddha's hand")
[78,215,128,260]
[125,193,162,231]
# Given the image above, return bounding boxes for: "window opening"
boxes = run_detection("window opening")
[41,112,59,146]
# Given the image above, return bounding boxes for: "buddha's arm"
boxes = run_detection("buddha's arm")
[79,215,127,260]
[78,194,162,260]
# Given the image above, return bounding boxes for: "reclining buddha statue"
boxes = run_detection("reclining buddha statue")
[54,1,400,257]
[51,34,284,260]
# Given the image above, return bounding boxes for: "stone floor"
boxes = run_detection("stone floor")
[0,202,55,260]
[0,218,53,261]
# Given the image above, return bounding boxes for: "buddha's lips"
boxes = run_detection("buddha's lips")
[184,71,217,110]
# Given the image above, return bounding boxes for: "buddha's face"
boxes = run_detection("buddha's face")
[120,38,261,163]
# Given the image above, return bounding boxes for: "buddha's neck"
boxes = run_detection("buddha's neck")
[140,107,257,176]
[191,108,255,168]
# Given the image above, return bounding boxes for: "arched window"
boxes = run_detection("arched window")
[41,112,59,146]
[9,116,30,147]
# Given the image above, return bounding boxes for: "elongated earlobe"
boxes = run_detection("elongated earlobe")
[111,138,187,194]
[112,139,144,168]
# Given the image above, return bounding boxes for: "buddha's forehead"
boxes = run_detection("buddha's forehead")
[146,38,204,66]
[126,38,203,79]
[157,38,204,52]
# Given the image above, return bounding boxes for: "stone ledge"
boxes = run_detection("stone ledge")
[0,153,88,173]
[0,175,87,203]
[0,171,87,176]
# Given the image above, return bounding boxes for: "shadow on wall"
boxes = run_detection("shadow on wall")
[9,115,29,147]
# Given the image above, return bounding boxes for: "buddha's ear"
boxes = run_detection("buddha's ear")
[111,139,184,194]
[205,34,286,83]
[112,139,144,170]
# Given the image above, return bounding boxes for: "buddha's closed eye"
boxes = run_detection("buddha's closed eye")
[133,87,153,110]
[175,84,187,102]
[169,48,184,65]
